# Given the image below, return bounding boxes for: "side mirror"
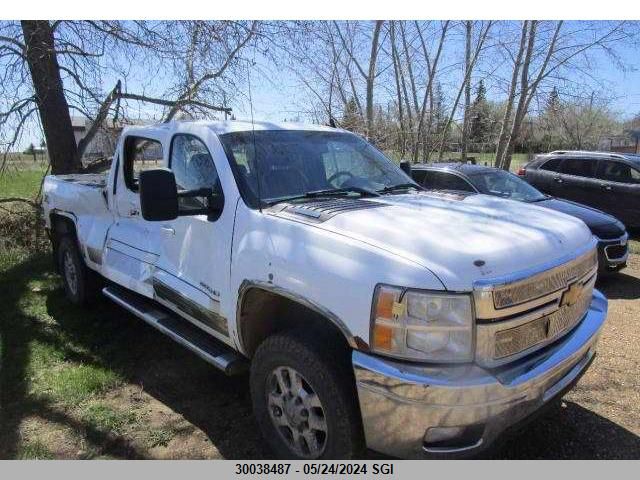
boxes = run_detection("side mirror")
[139,168,179,221]
[208,193,224,213]
[399,160,412,177]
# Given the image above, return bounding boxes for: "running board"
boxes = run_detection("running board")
[102,286,247,375]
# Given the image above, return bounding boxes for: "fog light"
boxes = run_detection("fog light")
[424,426,465,444]
[423,424,485,451]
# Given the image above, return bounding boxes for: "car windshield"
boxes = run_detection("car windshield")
[469,169,547,202]
[218,130,414,206]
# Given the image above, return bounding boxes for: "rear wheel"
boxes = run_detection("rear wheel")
[250,330,364,459]
[57,236,100,305]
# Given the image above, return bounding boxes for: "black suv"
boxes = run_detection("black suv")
[520,150,640,229]
[411,162,628,273]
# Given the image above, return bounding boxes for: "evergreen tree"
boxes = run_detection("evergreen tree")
[546,86,561,115]
[342,97,362,133]
[24,142,37,162]
[541,87,563,150]
[469,80,491,149]
[432,82,447,135]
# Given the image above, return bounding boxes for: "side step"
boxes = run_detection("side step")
[103,286,248,375]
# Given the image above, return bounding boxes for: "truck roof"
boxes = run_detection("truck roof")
[121,119,344,139]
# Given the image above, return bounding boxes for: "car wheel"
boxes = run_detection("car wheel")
[250,330,364,459]
[57,236,100,305]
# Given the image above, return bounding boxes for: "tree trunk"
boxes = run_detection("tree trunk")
[495,21,528,169]
[21,20,81,174]
[365,21,384,140]
[500,21,537,171]
[461,21,472,161]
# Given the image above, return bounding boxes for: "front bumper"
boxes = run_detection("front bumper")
[597,234,628,272]
[353,289,608,459]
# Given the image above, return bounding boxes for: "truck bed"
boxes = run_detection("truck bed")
[50,173,108,189]
[43,172,111,223]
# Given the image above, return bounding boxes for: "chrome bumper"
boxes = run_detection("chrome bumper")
[353,289,608,459]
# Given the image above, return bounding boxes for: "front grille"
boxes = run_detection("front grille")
[491,249,596,310]
[474,245,598,367]
[494,284,592,359]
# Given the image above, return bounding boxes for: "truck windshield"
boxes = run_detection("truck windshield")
[470,169,547,202]
[219,130,413,206]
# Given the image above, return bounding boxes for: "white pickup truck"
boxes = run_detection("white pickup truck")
[43,120,607,459]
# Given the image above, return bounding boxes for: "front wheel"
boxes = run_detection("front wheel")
[250,331,364,459]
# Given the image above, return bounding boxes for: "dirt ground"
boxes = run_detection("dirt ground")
[2,255,639,460]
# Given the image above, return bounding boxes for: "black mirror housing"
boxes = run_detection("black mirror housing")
[399,160,412,176]
[139,168,179,221]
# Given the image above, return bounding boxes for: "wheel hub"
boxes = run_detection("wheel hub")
[267,366,328,458]
[63,251,78,295]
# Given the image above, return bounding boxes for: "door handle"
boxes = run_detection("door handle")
[161,226,175,235]
[601,184,612,191]
[553,176,563,183]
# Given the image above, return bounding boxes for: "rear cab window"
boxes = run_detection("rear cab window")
[123,136,164,191]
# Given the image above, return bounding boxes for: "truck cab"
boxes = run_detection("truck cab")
[43,121,608,459]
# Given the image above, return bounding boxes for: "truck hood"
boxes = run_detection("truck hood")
[313,192,594,291]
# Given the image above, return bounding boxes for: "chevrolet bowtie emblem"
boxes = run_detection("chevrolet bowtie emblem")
[560,281,582,308]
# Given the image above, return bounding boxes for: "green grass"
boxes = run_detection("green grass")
[82,403,138,435]
[0,165,48,199]
[17,440,55,460]
[146,428,175,448]
[38,364,122,404]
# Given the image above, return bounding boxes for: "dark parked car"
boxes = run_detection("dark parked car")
[519,150,640,229]
[411,162,628,273]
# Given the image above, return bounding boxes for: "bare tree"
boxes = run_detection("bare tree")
[435,21,492,160]
[333,21,385,139]
[1,20,257,174]
[496,20,635,170]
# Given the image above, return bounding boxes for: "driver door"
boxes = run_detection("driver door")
[152,134,232,343]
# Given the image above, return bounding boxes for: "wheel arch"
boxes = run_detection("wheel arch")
[49,211,79,271]
[236,281,363,358]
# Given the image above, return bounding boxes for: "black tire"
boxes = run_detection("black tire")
[57,235,100,305]
[250,330,364,459]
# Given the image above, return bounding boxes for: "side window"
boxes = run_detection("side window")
[123,136,164,191]
[540,158,562,172]
[560,158,597,178]
[597,161,640,184]
[411,170,427,186]
[170,135,223,212]
[423,171,474,192]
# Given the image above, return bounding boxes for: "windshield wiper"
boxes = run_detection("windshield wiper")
[377,183,422,194]
[267,186,380,206]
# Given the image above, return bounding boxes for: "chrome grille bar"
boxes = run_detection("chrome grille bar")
[473,241,598,368]
[474,241,598,320]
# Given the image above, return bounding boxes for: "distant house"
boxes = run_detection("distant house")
[599,130,640,154]
[71,116,150,160]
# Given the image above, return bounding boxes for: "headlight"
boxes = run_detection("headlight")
[370,285,474,362]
